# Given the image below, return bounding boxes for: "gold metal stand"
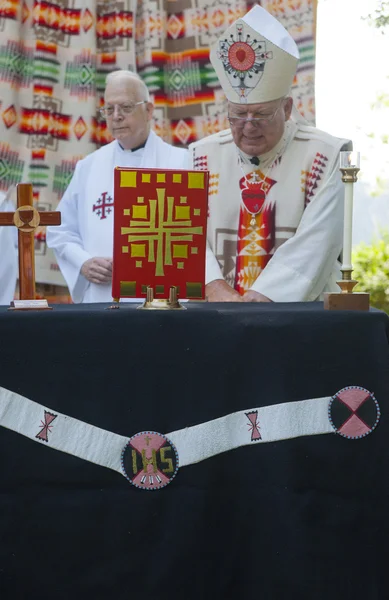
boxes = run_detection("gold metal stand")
[323,268,370,311]
[137,286,186,310]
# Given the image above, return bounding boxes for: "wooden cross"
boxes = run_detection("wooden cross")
[0,183,61,300]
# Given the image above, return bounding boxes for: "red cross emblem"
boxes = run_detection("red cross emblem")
[36,410,57,443]
[92,191,114,220]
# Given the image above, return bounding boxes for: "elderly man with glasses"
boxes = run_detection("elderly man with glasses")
[190,5,351,303]
[47,70,188,303]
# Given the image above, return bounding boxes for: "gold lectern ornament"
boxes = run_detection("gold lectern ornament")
[137,286,186,310]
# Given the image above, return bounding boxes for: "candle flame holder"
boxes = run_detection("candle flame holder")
[339,167,359,184]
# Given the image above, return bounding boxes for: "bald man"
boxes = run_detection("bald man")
[47,70,189,303]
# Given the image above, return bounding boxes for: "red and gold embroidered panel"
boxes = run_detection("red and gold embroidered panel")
[112,167,208,299]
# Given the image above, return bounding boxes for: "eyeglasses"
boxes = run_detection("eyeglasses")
[99,101,147,118]
[228,102,283,128]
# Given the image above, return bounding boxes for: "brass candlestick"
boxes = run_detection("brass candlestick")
[323,270,369,311]
[324,152,369,311]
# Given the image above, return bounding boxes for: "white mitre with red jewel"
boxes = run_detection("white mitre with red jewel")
[210,4,299,104]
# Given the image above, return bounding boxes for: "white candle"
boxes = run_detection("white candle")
[339,151,360,271]
[342,181,353,269]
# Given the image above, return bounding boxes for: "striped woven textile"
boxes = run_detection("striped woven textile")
[0,0,317,287]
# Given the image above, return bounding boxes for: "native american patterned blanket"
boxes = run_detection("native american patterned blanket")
[0,0,317,287]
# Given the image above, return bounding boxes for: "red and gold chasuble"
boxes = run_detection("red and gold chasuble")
[112,167,208,300]
[235,170,276,294]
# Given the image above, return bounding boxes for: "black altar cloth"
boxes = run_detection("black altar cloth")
[0,303,388,600]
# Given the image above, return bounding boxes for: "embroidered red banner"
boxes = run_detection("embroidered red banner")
[112,167,208,300]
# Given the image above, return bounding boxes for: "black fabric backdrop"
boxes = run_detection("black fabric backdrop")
[0,302,388,600]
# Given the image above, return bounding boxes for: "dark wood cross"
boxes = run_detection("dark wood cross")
[0,183,61,300]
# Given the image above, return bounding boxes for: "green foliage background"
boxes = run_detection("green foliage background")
[352,231,389,312]
[365,1,389,31]
[352,5,389,312]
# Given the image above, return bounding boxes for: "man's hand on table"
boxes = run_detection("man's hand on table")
[205,280,243,302]
[81,257,113,284]
[243,290,272,303]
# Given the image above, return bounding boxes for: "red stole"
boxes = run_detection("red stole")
[235,170,276,294]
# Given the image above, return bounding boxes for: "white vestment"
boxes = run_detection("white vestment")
[0,193,17,305]
[189,120,349,301]
[47,131,189,303]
